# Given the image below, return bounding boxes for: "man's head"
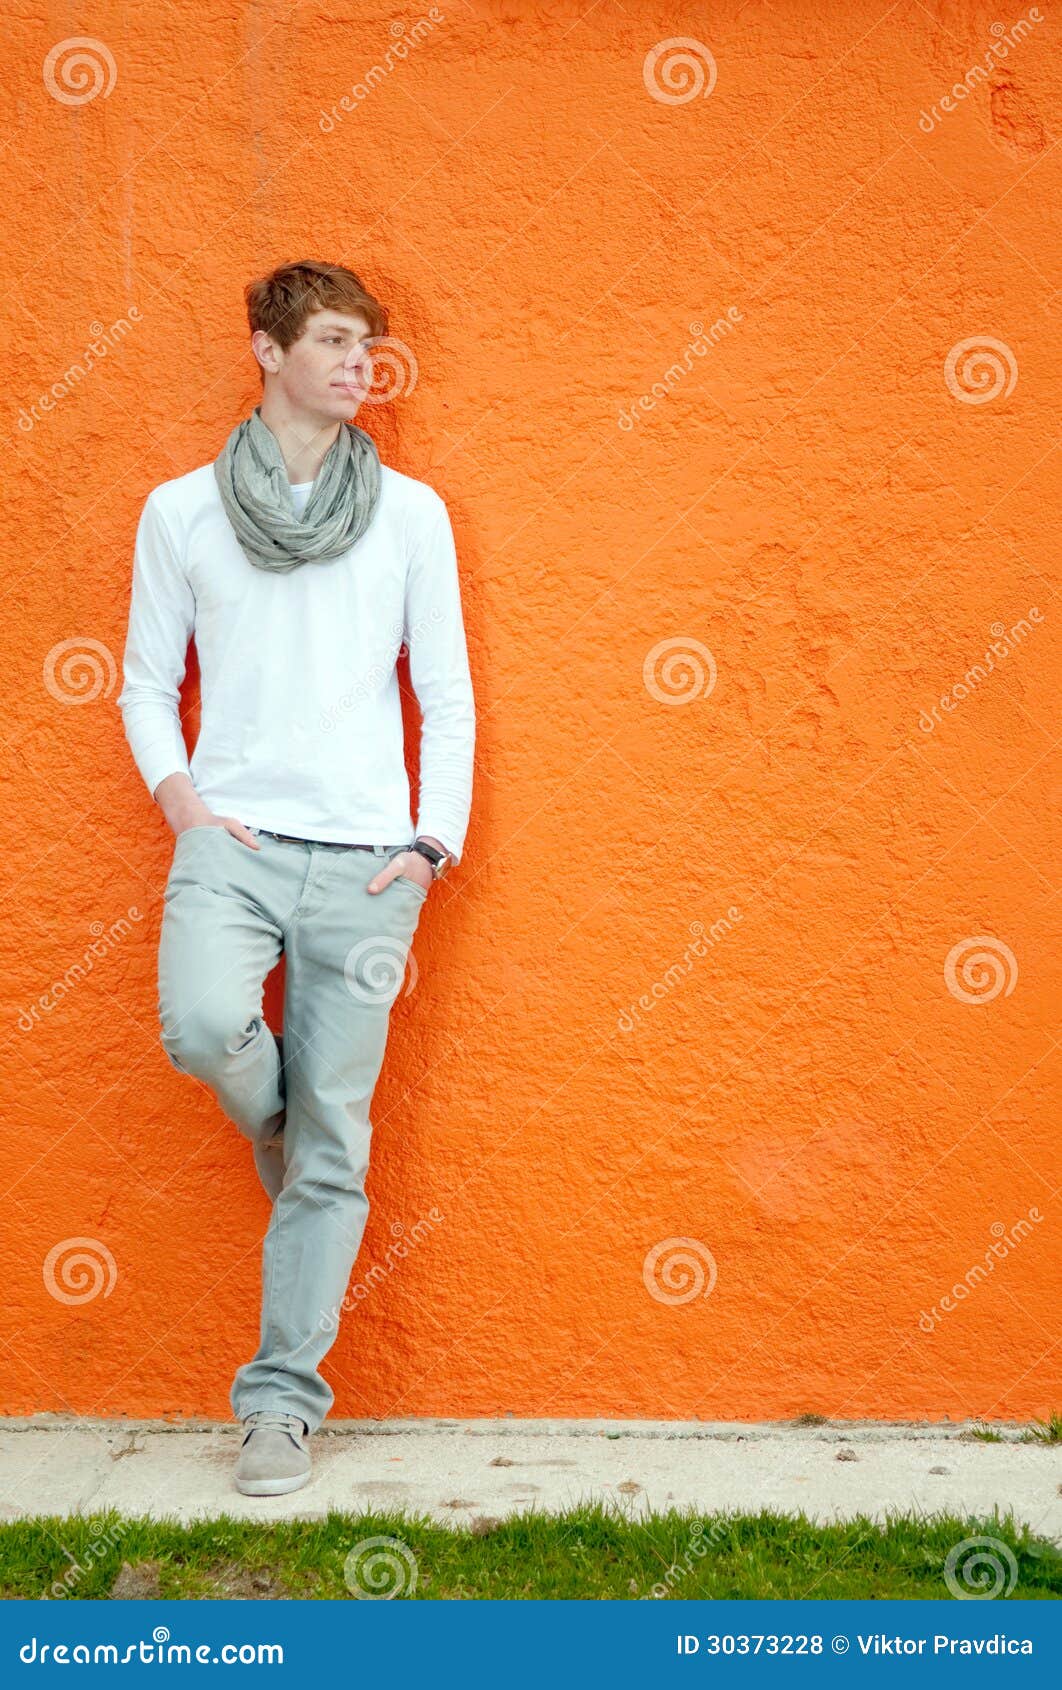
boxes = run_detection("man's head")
[245,259,388,422]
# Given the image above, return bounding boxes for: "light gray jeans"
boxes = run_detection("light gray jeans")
[156,823,428,1433]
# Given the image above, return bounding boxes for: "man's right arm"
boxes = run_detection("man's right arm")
[116,491,210,833]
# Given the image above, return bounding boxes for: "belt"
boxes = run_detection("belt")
[257,829,390,851]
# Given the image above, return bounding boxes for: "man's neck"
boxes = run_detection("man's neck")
[257,391,343,485]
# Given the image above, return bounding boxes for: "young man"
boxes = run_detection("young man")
[116,260,475,1496]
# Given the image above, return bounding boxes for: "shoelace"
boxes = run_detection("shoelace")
[244,1410,306,1438]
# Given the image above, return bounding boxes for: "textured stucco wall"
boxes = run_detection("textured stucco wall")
[4,1,1059,1426]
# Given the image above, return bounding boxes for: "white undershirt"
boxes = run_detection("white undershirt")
[117,463,475,862]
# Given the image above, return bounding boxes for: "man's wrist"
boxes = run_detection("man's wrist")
[154,772,207,831]
[411,835,455,878]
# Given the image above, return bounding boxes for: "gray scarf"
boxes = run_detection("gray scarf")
[213,404,382,572]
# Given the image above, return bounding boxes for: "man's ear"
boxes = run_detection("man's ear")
[251,328,281,377]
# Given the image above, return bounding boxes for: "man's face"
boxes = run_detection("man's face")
[262,308,374,418]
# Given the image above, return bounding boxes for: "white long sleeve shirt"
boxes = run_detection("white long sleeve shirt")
[116,461,475,862]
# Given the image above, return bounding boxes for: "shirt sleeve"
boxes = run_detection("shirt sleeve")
[115,490,197,800]
[404,494,475,866]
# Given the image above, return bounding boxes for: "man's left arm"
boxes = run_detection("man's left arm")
[404,493,475,867]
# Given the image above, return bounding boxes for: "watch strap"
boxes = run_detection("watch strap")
[410,838,449,876]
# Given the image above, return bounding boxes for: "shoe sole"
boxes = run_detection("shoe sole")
[234,1467,311,1497]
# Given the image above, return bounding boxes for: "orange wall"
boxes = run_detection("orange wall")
[5,1,1059,1426]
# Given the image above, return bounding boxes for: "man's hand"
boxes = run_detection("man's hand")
[176,811,261,850]
[155,773,260,850]
[367,849,432,896]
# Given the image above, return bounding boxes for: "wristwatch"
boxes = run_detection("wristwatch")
[409,837,453,879]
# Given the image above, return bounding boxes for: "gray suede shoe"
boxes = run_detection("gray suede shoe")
[234,1410,311,1496]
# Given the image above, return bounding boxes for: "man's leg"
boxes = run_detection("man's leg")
[252,1033,286,1201]
[230,842,427,1433]
[157,828,290,1151]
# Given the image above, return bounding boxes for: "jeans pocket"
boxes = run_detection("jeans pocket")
[385,846,430,901]
[175,824,229,842]
[167,824,233,897]
[394,870,429,901]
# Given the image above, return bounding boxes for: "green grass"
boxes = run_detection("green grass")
[2,1505,1059,1601]
[1021,1413,1062,1445]
[956,1415,1062,1446]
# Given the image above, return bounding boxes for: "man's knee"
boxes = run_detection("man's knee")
[285,1132,371,1199]
[160,1002,260,1076]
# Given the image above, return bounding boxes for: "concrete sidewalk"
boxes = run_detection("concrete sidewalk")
[1,1418,1059,1535]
